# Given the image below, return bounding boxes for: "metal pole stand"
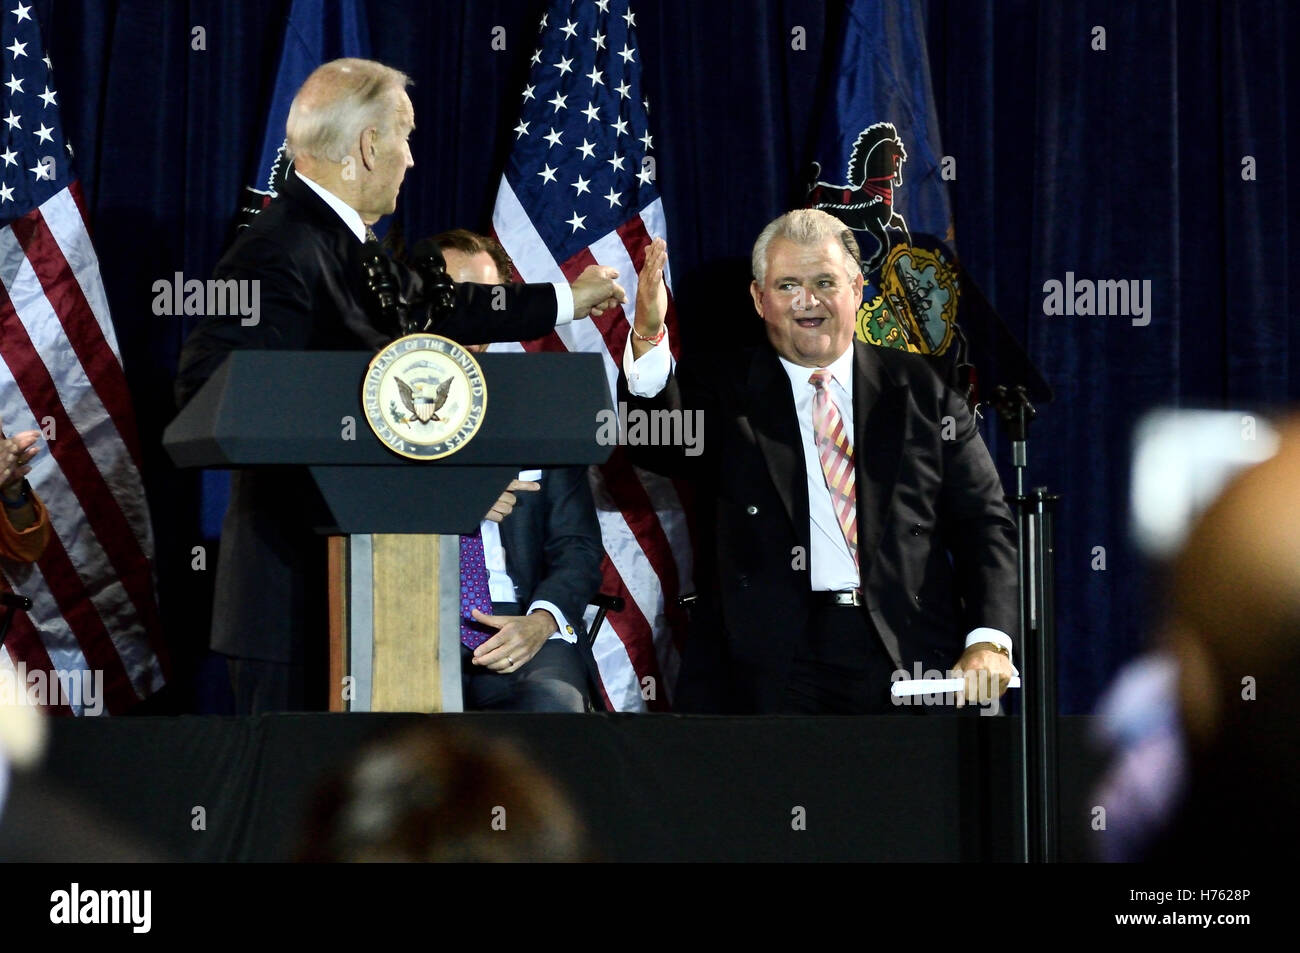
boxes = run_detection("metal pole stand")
[990,385,1060,863]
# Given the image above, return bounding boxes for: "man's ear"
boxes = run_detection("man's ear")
[749,280,764,319]
[359,128,377,171]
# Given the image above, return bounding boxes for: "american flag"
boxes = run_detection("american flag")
[0,3,165,713]
[491,0,690,711]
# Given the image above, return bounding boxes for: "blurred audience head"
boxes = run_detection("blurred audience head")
[1152,413,1300,854]
[298,723,587,862]
[0,696,46,822]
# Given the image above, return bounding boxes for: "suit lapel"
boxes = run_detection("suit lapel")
[748,350,811,554]
[853,342,906,581]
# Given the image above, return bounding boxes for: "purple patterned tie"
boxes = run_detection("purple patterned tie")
[460,530,496,650]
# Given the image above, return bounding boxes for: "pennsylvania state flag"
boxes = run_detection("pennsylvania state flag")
[806,0,962,363]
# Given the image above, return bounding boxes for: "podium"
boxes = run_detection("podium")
[164,350,613,712]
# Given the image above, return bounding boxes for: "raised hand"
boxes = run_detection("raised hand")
[630,237,668,357]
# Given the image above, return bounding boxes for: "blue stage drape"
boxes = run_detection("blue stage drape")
[38,0,1299,713]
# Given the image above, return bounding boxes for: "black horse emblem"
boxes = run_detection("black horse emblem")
[807,122,912,274]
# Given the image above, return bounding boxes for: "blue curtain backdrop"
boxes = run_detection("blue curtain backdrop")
[36,0,1299,713]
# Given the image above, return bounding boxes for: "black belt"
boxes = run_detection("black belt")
[811,589,862,607]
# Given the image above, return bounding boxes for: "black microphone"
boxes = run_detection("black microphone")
[360,241,412,336]
[409,239,457,332]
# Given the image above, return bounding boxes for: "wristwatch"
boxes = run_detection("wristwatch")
[971,640,1010,659]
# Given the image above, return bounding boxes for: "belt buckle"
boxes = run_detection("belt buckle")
[834,589,861,607]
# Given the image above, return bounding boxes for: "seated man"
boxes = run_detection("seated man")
[434,229,604,712]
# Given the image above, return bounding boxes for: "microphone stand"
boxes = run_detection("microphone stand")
[359,241,456,338]
[990,384,1060,863]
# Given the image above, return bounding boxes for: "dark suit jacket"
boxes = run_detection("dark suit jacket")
[173,171,562,673]
[619,339,1019,713]
[494,466,604,690]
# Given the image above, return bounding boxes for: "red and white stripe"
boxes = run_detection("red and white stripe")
[493,183,691,711]
[0,183,166,714]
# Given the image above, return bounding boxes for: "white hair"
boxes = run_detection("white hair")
[285,58,411,163]
[751,209,863,284]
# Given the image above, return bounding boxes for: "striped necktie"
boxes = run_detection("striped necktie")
[364,225,378,243]
[809,368,858,568]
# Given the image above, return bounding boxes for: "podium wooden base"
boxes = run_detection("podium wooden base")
[327,534,463,712]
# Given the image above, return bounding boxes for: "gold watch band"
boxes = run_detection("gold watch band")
[971,640,1010,658]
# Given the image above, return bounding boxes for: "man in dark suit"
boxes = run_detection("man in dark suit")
[619,210,1018,714]
[174,60,624,713]
[435,229,604,712]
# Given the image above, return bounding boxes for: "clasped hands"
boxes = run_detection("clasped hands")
[571,264,626,319]
[468,607,557,674]
[0,423,40,501]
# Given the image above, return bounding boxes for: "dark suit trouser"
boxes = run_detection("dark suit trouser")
[461,602,589,712]
[226,656,306,715]
[782,604,900,714]
[461,641,588,712]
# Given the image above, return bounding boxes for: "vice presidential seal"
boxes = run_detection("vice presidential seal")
[362,334,486,460]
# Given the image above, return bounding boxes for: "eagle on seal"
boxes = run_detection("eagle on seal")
[395,374,453,424]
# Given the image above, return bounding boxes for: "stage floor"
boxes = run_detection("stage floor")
[2,713,1108,862]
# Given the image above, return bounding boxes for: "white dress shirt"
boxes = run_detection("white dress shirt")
[621,329,1014,664]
